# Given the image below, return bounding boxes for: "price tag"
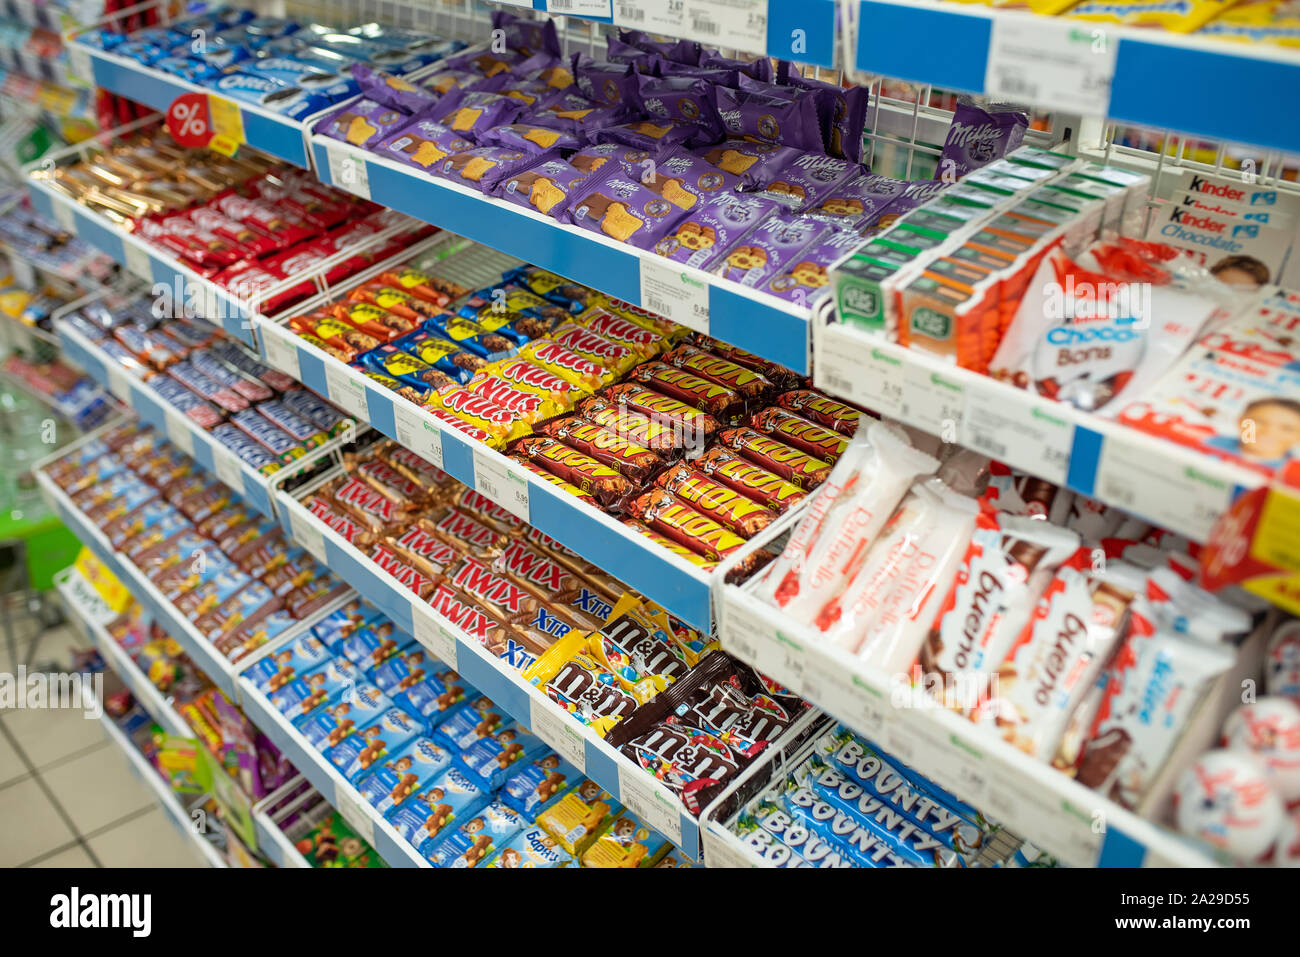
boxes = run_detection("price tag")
[640,258,709,335]
[1095,434,1233,542]
[412,609,457,668]
[326,144,371,201]
[260,323,301,381]
[721,596,790,687]
[946,737,991,806]
[803,655,893,742]
[123,241,151,282]
[105,364,129,402]
[683,0,768,54]
[901,363,964,442]
[333,786,376,847]
[290,509,327,565]
[164,409,195,457]
[472,450,530,523]
[703,831,755,869]
[8,254,35,290]
[545,0,613,15]
[618,765,684,847]
[211,447,245,496]
[324,365,369,422]
[52,199,75,234]
[614,0,685,32]
[817,335,905,417]
[393,402,444,470]
[961,389,1072,484]
[986,18,1116,117]
[67,42,93,85]
[529,697,587,770]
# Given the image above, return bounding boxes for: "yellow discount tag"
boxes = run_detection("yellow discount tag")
[208,133,241,157]
[1251,487,1300,574]
[207,95,245,149]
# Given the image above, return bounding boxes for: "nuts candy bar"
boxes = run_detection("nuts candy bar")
[425,386,527,447]
[549,322,640,376]
[517,338,613,391]
[480,356,586,405]
[572,305,670,360]
[714,426,832,489]
[654,462,776,538]
[508,435,634,507]
[464,373,562,424]
[535,416,664,484]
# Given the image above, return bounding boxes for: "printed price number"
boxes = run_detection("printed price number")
[211,447,244,496]
[1095,434,1233,542]
[333,786,377,847]
[393,402,444,470]
[901,363,964,438]
[640,258,709,335]
[289,509,327,565]
[961,390,1072,484]
[260,323,301,380]
[618,765,684,846]
[529,697,587,769]
[472,450,530,523]
[326,144,371,201]
[324,364,369,421]
[986,18,1117,117]
[412,610,457,669]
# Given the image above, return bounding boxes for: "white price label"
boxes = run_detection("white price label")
[105,363,130,402]
[212,447,245,496]
[545,0,612,15]
[123,241,151,281]
[412,609,457,668]
[67,42,93,85]
[901,362,965,441]
[1095,434,1233,541]
[803,655,893,742]
[9,255,35,290]
[722,596,794,689]
[290,509,327,565]
[260,323,301,381]
[703,830,755,869]
[333,786,376,847]
[529,697,587,770]
[617,765,684,847]
[961,389,1073,484]
[325,365,369,422]
[393,402,444,470]
[640,258,709,335]
[326,145,371,201]
[614,0,685,32]
[683,0,768,54]
[986,18,1116,117]
[472,450,530,523]
[164,410,195,458]
[52,199,75,234]
[949,744,990,806]
[818,335,905,417]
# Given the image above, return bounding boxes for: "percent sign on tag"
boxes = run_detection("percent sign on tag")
[166,93,213,148]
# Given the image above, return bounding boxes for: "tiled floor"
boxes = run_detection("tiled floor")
[0,616,206,868]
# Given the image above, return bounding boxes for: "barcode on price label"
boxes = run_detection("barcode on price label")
[615,0,686,30]
[691,15,721,34]
[393,402,444,470]
[260,323,301,381]
[618,766,684,846]
[615,1,645,21]
[472,450,530,523]
[529,696,587,769]
[412,610,457,668]
[640,258,709,334]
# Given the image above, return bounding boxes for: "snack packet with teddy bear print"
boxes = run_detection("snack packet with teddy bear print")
[711,214,833,289]
[652,193,780,270]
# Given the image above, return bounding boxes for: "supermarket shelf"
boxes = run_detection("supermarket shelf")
[256,309,720,631]
[234,672,427,868]
[95,709,228,868]
[309,134,812,374]
[64,39,320,167]
[711,519,1229,868]
[251,777,317,868]
[813,308,1263,544]
[275,470,710,860]
[54,565,190,738]
[854,0,1300,153]
[54,317,351,522]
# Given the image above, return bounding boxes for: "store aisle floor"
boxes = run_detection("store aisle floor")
[0,619,205,868]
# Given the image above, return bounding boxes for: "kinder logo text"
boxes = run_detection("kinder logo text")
[50,888,151,937]
[0,667,101,719]
[1168,209,1225,232]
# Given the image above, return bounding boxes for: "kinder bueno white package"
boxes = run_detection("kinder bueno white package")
[975,549,1145,761]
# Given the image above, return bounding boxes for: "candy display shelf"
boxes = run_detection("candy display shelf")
[811,303,1266,545]
[251,239,740,633]
[853,0,1300,154]
[36,426,426,867]
[709,508,1248,868]
[251,777,320,868]
[54,311,354,522]
[95,708,229,868]
[310,132,813,375]
[54,564,191,738]
[272,464,801,861]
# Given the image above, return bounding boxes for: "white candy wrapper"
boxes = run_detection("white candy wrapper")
[1267,619,1300,703]
[756,422,938,622]
[1174,749,1284,862]
[1076,600,1235,810]
[1222,697,1300,807]
[919,506,1080,714]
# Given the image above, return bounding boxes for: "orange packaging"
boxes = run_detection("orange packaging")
[898,269,999,373]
